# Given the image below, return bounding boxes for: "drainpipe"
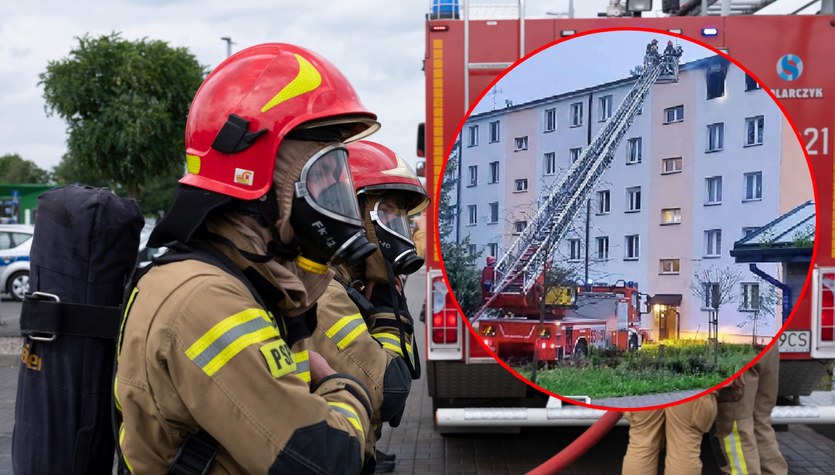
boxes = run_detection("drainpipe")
[748,263,792,324]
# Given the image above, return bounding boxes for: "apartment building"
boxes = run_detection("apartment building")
[455,55,811,341]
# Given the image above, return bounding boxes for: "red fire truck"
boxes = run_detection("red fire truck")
[421,2,835,428]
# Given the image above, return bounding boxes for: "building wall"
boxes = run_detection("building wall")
[455,56,808,341]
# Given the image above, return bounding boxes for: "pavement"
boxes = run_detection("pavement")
[5,274,835,473]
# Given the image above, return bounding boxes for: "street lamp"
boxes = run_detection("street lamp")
[220,37,235,58]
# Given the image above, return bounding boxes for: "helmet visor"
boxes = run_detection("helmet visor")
[300,145,362,224]
[372,194,414,244]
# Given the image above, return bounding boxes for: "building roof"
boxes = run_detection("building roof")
[730,200,815,263]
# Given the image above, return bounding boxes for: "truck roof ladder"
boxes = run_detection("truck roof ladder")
[472,49,679,322]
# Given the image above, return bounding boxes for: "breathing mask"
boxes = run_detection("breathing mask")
[291,144,377,267]
[370,194,423,275]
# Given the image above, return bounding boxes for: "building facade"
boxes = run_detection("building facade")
[455,56,812,342]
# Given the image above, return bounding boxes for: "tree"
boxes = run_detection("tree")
[40,33,205,199]
[689,265,743,363]
[737,279,779,345]
[439,139,484,316]
[0,154,50,183]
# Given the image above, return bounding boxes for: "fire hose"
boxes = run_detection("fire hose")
[526,410,624,474]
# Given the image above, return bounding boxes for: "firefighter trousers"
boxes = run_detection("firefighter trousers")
[622,395,717,475]
[713,345,787,475]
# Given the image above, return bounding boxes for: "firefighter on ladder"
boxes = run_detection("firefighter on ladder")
[298,140,429,473]
[645,39,661,69]
[116,43,383,474]
[482,256,498,303]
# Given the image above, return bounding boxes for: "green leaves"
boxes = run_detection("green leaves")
[40,33,206,204]
[0,154,50,183]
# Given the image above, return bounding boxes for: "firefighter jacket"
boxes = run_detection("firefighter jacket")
[116,220,373,474]
[295,280,388,461]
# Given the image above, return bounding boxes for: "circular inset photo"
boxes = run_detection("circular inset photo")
[437,29,815,410]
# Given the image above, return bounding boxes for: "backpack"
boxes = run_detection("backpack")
[13,185,144,475]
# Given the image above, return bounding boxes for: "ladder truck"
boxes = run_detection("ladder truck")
[421,2,835,430]
[472,46,677,364]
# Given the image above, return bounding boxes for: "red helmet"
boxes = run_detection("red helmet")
[347,140,430,215]
[667,40,673,45]
[486,256,497,266]
[181,43,380,200]
[651,39,658,44]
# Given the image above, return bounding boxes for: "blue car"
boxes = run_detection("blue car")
[0,224,34,301]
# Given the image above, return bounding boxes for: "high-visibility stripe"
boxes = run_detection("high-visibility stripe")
[186,308,278,376]
[374,332,412,358]
[325,313,367,350]
[293,350,311,383]
[114,378,122,412]
[722,420,748,475]
[117,288,140,355]
[328,402,363,437]
[119,424,134,473]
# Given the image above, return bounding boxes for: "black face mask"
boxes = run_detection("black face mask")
[373,222,424,275]
[292,182,376,267]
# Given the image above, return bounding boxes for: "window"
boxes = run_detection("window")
[625,234,640,260]
[569,147,583,163]
[664,105,684,124]
[661,208,681,225]
[489,161,500,183]
[626,187,641,212]
[489,202,499,223]
[596,236,609,260]
[706,63,727,99]
[467,125,479,147]
[705,176,723,205]
[704,229,722,257]
[741,283,760,311]
[514,178,528,192]
[467,205,477,225]
[468,165,478,186]
[745,74,761,91]
[702,282,720,309]
[515,136,528,151]
[598,95,612,121]
[513,220,527,234]
[544,152,556,175]
[627,137,642,164]
[570,102,583,127]
[489,120,500,143]
[745,116,764,146]
[568,239,582,261]
[544,108,556,132]
[660,259,680,274]
[742,227,759,239]
[468,244,477,256]
[707,123,724,152]
[744,172,763,201]
[597,190,610,214]
[487,242,498,258]
[662,157,682,174]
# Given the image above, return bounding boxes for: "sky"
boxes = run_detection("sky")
[0,0,675,174]
[471,30,715,115]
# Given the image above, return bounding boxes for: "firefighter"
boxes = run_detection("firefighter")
[664,40,676,57]
[115,43,382,474]
[482,255,498,301]
[645,39,660,66]
[712,344,788,475]
[298,140,429,473]
[622,394,718,475]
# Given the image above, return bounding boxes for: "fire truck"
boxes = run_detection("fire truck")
[421,1,835,429]
[479,280,650,363]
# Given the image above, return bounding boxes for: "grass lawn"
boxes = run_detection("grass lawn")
[514,341,760,399]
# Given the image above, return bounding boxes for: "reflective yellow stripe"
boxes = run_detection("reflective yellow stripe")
[328,402,363,437]
[117,288,139,355]
[325,313,367,350]
[186,308,278,376]
[722,420,748,475]
[186,154,201,174]
[374,332,412,358]
[293,350,311,383]
[261,54,322,113]
[119,424,134,473]
[114,378,121,412]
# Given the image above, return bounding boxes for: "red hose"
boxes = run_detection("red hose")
[527,410,624,475]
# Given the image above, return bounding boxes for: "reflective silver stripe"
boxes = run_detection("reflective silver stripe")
[374,333,412,358]
[191,318,273,369]
[327,314,367,349]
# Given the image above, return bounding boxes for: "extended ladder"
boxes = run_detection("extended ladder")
[472,51,678,322]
